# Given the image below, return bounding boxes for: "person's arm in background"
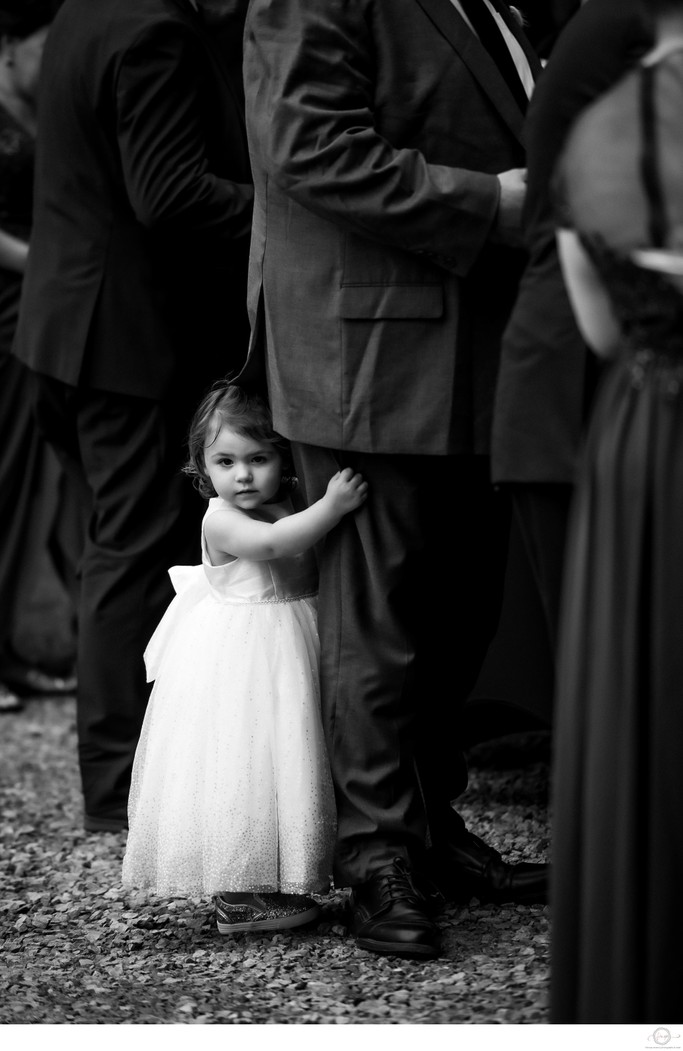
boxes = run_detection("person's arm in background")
[0,228,28,272]
[115,20,253,263]
[556,228,621,358]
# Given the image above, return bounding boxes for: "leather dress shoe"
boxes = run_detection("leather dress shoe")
[350,857,440,958]
[427,830,548,906]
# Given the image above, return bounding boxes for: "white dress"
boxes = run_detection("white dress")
[122,497,336,897]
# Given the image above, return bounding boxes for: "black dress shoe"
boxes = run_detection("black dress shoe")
[350,857,441,958]
[428,830,548,906]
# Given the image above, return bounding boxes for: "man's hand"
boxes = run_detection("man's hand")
[491,168,527,248]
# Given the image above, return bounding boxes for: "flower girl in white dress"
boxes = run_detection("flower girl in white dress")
[122,382,367,933]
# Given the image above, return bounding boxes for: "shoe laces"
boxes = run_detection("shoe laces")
[381,857,424,905]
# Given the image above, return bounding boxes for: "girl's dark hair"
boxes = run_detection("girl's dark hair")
[0,0,61,38]
[183,380,293,499]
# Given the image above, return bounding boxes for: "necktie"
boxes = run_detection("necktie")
[458,0,529,112]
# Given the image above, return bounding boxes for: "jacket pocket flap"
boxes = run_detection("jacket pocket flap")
[340,283,443,319]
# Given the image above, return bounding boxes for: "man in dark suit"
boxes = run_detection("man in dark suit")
[242,0,548,958]
[491,0,651,664]
[13,0,253,833]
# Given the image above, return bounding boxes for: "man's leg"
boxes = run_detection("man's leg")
[411,459,548,906]
[294,443,451,956]
[294,444,548,925]
[0,356,52,663]
[34,378,203,830]
[293,444,433,887]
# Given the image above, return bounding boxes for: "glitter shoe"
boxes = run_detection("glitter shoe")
[215,892,320,933]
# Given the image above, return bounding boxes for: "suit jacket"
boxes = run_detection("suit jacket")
[14,0,253,401]
[242,0,541,456]
[491,0,651,485]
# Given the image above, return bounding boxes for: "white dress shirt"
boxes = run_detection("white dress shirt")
[448,0,535,100]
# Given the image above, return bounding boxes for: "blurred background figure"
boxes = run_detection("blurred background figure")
[551,0,683,1021]
[242,0,547,962]
[12,0,253,830]
[490,0,651,715]
[467,0,649,742]
[0,0,79,715]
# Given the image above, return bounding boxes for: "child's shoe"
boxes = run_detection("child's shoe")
[214,891,320,933]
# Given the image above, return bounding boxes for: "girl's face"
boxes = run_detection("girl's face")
[204,423,283,510]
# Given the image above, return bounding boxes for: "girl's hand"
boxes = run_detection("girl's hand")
[325,468,368,515]
[205,467,368,562]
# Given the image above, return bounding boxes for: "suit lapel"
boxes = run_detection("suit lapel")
[413,0,540,142]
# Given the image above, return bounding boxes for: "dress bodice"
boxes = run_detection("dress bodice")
[579,236,683,357]
[199,497,318,604]
[556,47,683,358]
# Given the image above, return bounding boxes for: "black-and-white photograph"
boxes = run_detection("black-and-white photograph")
[0,0,680,1036]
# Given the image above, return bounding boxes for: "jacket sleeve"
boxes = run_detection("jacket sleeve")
[114,21,253,255]
[244,0,499,275]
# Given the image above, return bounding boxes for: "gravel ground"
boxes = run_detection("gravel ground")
[0,691,550,1026]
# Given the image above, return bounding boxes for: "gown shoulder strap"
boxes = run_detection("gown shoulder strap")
[639,61,669,249]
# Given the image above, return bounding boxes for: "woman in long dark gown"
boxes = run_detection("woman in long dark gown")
[0,1,79,712]
[551,0,683,1023]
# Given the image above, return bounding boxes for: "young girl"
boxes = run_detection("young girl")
[122,382,367,933]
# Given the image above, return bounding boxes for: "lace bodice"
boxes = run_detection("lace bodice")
[580,234,683,356]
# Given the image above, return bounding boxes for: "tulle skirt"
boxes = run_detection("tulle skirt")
[122,592,336,896]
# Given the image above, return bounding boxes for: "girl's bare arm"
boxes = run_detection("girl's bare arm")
[204,468,368,561]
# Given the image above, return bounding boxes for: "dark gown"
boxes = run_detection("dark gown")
[551,49,683,1022]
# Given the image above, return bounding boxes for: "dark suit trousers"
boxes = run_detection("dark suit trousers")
[292,444,511,887]
[0,353,44,654]
[512,484,573,658]
[31,375,204,827]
